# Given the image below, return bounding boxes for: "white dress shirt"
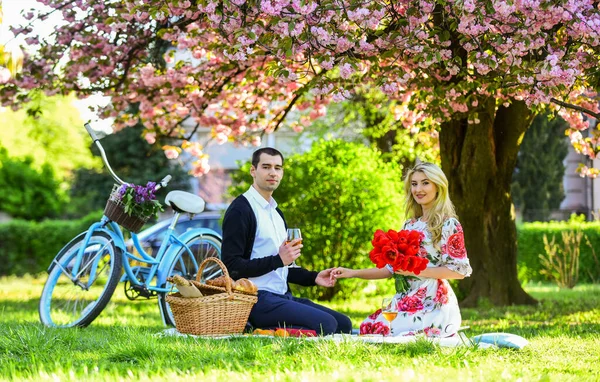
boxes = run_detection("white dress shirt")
[243,185,289,294]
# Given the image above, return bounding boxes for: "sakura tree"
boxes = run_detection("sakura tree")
[3,0,600,305]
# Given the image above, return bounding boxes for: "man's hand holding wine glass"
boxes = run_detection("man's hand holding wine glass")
[279,238,302,266]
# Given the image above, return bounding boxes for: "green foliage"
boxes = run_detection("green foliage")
[299,90,439,169]
[0,93,99,182]
[70,124,189,216]
[0,211,102,276]
[517,221,600,284]
[229,139,406,300]
[539,231,584,288]
[352,91,440,167]
[511,113,568,222]
[568,213,587,224]
[0,147,67,220]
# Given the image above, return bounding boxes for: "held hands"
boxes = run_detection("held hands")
[329,267,356,282]
[279,238,302,266]
[316,268,336,287]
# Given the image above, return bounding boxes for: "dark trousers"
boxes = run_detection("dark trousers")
[249,290,353,335]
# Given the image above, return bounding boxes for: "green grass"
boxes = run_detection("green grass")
[1,275,599,381]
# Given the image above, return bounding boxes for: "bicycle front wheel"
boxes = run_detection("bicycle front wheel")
[39,231,122,328]
[159,234,222,326]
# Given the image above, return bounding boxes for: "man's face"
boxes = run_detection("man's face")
[251,153,284,194]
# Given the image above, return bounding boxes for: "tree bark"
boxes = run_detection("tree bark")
[440,99,537,306]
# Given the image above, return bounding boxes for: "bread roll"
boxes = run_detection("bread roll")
[206,275,234,288]
[233,278,258,294]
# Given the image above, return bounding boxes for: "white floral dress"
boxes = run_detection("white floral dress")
[360,217,472,337]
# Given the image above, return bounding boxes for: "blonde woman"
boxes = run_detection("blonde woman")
[332,163,472,337]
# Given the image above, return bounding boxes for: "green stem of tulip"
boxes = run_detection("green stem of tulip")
[394,274,410,294]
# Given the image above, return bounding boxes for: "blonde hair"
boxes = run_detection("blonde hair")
[403,162,457,247]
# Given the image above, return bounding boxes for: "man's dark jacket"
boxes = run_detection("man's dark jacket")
[221,194,318,288]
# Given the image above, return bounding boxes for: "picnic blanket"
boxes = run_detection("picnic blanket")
[156,328,528,349]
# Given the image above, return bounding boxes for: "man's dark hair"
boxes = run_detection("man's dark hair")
[251,147,284,168]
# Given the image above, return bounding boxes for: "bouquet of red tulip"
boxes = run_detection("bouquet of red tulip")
[369,229,428,293]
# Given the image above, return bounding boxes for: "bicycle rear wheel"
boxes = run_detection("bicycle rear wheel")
[158,234,222,326]
[39,231,122,328]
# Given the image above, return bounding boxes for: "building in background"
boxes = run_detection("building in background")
[561,116,600,220]
[188,125,311,210]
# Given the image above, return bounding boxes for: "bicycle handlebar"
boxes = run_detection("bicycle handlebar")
[158,175,172,190]
[84,122,99,142]
[84,122,171,190]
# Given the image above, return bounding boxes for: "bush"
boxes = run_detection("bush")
[517,221,600,284]
[229,139,406,300]
[0,211,103,276]
[0,148,68,220]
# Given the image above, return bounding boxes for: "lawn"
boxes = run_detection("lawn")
[0,275,599,381]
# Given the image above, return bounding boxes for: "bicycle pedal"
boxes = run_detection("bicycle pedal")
[131,284,154,298]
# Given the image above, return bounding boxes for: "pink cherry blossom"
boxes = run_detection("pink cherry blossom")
[1,0,599,176]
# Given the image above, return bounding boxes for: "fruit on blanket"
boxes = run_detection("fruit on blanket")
[274,329,290,337]
[253,329,275,336]
[233,278,258,294]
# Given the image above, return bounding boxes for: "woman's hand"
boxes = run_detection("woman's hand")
[330,267,356,280]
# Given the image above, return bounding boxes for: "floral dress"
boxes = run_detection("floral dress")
[360,217,472,337]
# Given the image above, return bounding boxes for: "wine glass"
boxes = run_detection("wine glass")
[286,228,302,268]
[381,297,398,337]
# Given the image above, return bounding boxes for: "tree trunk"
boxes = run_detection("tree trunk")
[439,99,537,306]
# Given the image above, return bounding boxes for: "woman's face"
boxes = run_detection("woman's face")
[410,171,438,209]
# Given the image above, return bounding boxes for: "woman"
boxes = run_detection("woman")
[332,162,472,337]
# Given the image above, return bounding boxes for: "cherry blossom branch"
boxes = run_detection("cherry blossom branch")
[551,98,600,120]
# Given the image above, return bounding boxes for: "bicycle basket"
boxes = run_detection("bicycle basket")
[103,185,150,233]
[166,257,257,336]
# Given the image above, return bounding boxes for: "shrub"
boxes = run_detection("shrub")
[539,231,584,288]
[0,148,67,220]
[229,139,406,300]
[0,211,102,276]
[517,221,600,284]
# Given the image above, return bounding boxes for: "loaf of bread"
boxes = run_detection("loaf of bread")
[233,278,258,294]
[171,275,191,287]
[170,275,203,297]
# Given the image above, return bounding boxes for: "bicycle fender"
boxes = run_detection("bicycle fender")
[47,228,126,273]
[156,228,222,284]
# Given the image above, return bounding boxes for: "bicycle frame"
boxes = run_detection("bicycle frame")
[48,212,222,294]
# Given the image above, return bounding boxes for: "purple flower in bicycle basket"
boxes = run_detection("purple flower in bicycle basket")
[113,181,163,219]
[134,185,146,203]
[146,182,157,198]
[117,184,129,198]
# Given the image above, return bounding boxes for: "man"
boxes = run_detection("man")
[221,147,352,335]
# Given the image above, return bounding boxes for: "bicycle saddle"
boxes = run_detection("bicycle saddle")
[165,191,206,214]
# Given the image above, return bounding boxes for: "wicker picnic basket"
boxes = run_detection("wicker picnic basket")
[166,257,258,336]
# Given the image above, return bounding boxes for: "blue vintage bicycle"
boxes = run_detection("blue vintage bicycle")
[39,123,223,328]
